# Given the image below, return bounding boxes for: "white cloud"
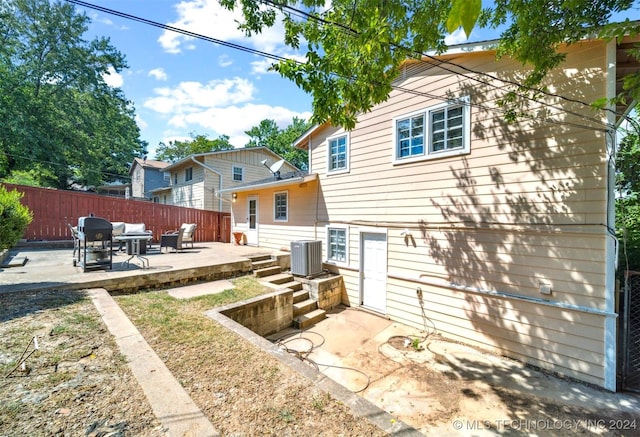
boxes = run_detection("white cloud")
[218,54,233,68]
[103,66,123,88]
[135,114,148,131]
[158,0,288,56]
[168,103,312,147]
[149,68,168,81]
[445,28,470,46]
[143,77,256,114]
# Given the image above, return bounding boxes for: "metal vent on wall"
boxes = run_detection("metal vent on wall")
[290,240,322,276]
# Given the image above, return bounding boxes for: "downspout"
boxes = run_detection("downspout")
[190,157,223,212]
[604,39,618,392]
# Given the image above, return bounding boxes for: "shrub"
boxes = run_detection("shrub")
[0,186,33,250]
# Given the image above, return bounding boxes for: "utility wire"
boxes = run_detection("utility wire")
[66,0,625,134]
[261,0,622,129]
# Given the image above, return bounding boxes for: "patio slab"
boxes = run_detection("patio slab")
[0,242,271,294]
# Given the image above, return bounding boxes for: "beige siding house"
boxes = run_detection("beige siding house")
[156,147,298,213]
[223,37,640,390]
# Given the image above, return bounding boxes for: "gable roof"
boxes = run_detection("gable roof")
[128,158,170,176]
[161,146,295,172]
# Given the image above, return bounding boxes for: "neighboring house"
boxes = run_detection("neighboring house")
[95,182,130,198]
[128,157,170,200]
[156,147,299,213]
[222,36,640,391]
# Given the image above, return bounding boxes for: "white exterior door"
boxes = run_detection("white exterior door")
[246,196,258,245]
[360,232,387,313]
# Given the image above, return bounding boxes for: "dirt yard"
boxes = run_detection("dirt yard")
[1,285,639,436]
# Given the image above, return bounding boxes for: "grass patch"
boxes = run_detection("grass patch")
[113,275,386,436]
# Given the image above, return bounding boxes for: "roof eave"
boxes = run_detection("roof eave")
[219,173,318,194]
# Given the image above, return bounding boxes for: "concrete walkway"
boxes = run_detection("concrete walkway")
[88,288,219,437]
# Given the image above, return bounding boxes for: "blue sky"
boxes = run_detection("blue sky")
[76,0,483,158]
[75,1,638,158]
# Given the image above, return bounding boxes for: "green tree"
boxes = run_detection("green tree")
[617,118,640,273]
[245,118,311,170]
[0,0,145,188]
[0,185,32,250]
[155,133,234,163]
[219,0,639,129]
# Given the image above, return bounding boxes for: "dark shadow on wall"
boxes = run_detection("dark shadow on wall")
[415,63,611,381]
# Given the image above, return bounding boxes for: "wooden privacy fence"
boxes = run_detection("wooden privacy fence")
[4,184,231,243]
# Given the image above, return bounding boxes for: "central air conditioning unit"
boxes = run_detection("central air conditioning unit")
[290,240,323,277]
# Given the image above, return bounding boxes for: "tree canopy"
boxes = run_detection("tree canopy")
[155,133,234,163]
[245,117,311,170]
[617,114,640,273]
[220,0,640,129]
[0,0,145,189]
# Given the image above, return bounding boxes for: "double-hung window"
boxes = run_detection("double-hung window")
[185,167,193,182]
[232,166,243,182]
[327,133,349,173]
[393,97,470,163]
[274,191,288,222]
[327,226,348,264]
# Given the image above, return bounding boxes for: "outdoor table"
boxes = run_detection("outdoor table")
[114,234,152,269]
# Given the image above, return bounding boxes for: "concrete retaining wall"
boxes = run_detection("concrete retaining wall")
[219,289,293,336]
[298,275,346,311]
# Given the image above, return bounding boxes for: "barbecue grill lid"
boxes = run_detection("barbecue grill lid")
[78,216,112,229]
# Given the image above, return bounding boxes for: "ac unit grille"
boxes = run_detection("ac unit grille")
[290,240,322,276]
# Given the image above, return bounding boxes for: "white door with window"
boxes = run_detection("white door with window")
[360,232,387,313]
[246,196,258,245]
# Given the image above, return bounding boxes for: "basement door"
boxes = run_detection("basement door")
[246,196,258,245]
[360,232,387,313]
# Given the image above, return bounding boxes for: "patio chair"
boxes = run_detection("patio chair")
[69,224,79,258]
[160,227,184,253]
[180,223,197,248]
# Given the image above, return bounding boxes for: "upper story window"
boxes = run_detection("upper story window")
[327,133,349,173]
[232,166,243,182]
[185,167,193,182]
[274,191,288,222]
[173,172,177,185]
[393,97,470,163]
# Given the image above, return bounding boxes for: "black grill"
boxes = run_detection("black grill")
[75,216,113,272]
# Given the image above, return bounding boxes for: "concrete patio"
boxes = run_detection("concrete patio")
[0,241,274,294]
[3,242,640,436]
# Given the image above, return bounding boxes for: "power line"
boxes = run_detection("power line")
[261,0,620,129]
[66,0,620,133]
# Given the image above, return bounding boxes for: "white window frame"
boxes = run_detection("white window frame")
[326,224,349,266]
[274,190,288,222]
[327,133,350,174]
[232,165,244,182]
[185,167,193,182]
[392,96,470,164]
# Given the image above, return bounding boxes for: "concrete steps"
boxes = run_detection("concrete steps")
[293,298,318,318]
[251,256,325,329]
[254,266,283,278]
[292,289,308,303]
[294,309,326,330]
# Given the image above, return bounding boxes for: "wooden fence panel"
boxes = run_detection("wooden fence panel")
[3,184,231,243]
